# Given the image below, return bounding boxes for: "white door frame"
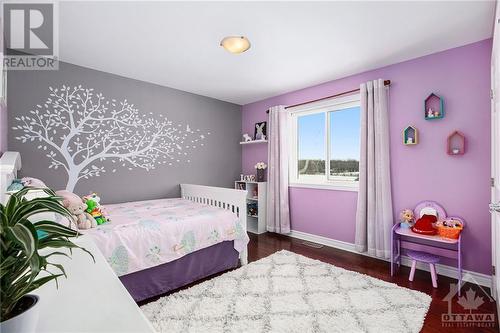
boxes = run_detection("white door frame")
[491,1,500,317]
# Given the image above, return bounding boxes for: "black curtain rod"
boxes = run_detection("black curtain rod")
[266,80,391,113]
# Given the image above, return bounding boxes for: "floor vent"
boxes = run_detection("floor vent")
[301,241,324,249]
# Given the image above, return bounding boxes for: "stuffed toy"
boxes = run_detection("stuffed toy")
[7,177,47,192]
[21,177,47,188]
[411,214,437,235]
[56,190,97,230]
[6,179,24,192]
[83,192,109,225]
[399,209,415,229]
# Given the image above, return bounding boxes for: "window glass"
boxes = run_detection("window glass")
[329,106,360,182]
[297,112,325,179]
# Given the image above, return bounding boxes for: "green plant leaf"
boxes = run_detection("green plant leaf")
[39,239,95,262]
[0,211,7,233]
[17,274,63,303]
[47,263,67,278]
[11,198,72,223]
[34,220,79,237]
[7,223,35,258]
[43,251,71,260]
[5,195,19,222]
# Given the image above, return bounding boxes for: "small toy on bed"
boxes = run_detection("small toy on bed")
[56,190,97,230]
[83,192,110,225]
[6,179,24,192]
[20,177,47,188]
[399,209,414,229]
[7,177,47,192]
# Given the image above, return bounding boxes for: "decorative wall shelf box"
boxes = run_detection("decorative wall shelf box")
[424,93,444,120]
[240,139,268,145]
[403,126,418,145]
[447,131,466,155]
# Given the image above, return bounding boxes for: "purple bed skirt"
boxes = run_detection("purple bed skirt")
[119,241,239,302]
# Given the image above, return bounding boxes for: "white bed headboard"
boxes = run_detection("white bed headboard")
[0,151,21,204]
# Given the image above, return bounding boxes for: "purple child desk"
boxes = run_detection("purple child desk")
[391,223,462,295]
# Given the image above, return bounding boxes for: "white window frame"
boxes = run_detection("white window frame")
[288,93,361,191]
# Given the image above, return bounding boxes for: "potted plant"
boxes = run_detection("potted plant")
[0,187,93,333]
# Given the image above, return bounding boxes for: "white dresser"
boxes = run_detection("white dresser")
[34,235,155,333]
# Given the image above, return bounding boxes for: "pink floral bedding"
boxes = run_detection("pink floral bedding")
[83,198,249,276]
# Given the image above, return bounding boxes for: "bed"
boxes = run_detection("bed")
[85,185,249,301]
[0,152,249,302]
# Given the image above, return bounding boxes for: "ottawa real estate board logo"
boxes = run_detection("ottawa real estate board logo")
[2,1,58,70]
[441,275,496,329]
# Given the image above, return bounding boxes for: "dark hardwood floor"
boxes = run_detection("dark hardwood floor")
[248,232,499,333]
[142,232,499,332]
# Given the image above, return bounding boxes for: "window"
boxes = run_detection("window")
[289,94,361,190]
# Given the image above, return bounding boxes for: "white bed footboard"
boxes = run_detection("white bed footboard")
[180,184,248,265]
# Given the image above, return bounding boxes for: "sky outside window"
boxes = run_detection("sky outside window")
[297,107,360,161]
[297,112,325,160]
[329,106,360,161]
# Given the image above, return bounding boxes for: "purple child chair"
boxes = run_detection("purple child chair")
[407,250,440,288]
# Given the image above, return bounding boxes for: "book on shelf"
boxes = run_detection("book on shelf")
[247,202,258,216]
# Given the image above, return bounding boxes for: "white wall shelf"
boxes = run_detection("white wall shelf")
[239,139,268,145]
[235,181,267,234]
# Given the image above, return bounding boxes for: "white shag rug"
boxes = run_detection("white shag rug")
[141,250,431,333]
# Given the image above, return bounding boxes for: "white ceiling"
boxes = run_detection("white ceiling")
[59,1,495,105]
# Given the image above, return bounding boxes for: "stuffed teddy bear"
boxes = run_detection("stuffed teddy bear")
[83,192,109,225]
[56,190,97,230]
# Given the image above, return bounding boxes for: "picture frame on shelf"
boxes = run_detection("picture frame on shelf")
[254,121,267,140]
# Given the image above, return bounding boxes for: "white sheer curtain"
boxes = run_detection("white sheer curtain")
[355,79,393,258]
[266,105,291,233]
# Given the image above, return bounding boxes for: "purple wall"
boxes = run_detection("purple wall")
[242,39,492,275]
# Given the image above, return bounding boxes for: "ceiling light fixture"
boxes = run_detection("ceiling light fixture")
[220,36,251,54]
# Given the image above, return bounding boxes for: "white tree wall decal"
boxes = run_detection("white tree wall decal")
[13,85,208,191]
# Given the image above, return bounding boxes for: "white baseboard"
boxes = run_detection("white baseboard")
[288,230,492,288]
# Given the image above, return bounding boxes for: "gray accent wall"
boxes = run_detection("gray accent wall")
[7,61,241,203]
